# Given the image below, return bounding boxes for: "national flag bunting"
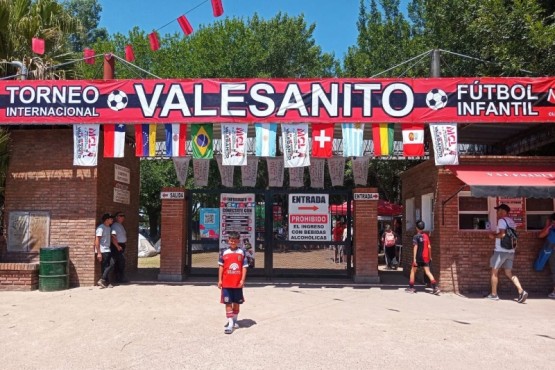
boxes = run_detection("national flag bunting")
[372,123,394,156]
[135,124,157,157]
[165,124,187,157]
[402,124,425,156]
[191,124,213,159]
[341,123,365,157]
[104,124,126,158]
[311,123,334,158]
[255,123,277,157]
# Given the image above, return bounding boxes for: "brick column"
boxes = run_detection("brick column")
[353,187,379,283]
[158,187,187,281]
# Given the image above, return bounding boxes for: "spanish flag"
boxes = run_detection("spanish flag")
[372,123,394,156]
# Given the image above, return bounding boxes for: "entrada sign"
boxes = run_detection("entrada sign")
[1,78,555,124]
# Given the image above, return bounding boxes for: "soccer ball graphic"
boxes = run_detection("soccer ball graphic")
[425,88,448,110]
[107,90,128,111]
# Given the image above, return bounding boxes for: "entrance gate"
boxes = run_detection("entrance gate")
[186,189,352,279]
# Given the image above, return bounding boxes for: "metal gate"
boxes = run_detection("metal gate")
[186,188,352,279]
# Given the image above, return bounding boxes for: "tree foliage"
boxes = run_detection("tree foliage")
[62,0,108,51]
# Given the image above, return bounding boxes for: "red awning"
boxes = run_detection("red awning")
[447,166,555,198]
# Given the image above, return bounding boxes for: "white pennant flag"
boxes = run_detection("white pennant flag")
[430,123,459,165]
[309,158,325,188]
[172,157,190,186]
[289,167,305,188]
[216,155,234,187]
[352,156,371,185]
[193,158,210,187]
[266,157,284,187]
[327,157,346,186]
[241,158,258,187]
[73,124,100,166]
[221,123,248,166]
[281,123,310,168]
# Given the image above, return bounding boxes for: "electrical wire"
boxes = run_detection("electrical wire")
[371,50,433,78]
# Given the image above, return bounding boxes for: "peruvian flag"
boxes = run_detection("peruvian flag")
[165,124,187,157]
[312,123,334,158]
[402,124,425,156]
[104,124,126,158]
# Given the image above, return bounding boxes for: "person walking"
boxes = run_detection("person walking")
[486,204,528,303]
[381,224,398,269]
[406,220,440,295]
[218,231,248,334]
[110,212,128,284]
[94,213,115,289]
[538,212,555,299]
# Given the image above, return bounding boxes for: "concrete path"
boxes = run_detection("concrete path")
[0,279,553,370]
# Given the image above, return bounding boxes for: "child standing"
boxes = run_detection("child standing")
[406,220,440,295]
[218,231,248,334]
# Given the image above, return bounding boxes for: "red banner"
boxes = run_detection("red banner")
[1,77,555,124]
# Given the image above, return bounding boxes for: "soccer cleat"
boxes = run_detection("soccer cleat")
[224,324,233,334]
[517,290,528,304]
[432,288,441,295]
[485,294,499,301]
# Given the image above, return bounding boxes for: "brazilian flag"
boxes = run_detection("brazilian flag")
[191,124,213,159]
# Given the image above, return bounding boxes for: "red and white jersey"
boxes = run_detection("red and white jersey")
[218,248,248,288]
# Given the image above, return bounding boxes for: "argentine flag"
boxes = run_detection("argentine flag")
[255,123,277,157]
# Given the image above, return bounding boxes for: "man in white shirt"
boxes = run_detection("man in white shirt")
[486,203,528,303]
[94,213,115,288]
[110,212,128,284]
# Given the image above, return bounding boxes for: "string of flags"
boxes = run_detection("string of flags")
[32,0,225,60]
[72,122,459,168]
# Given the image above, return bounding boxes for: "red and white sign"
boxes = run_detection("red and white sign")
[288,194,330,241]
[312,123,334,158]
[2,78,555,124]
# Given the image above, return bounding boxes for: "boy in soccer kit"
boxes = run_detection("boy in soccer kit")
[218,231,248,334]
[406,220,440,295]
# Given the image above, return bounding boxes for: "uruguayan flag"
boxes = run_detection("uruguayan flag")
[255,123,277,157]
[342,123,365,157]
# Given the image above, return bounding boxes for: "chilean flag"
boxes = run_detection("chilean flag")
[165,124,187,157]
[104,124,126,158]
[312,123,334,158]
[402,124,425,156]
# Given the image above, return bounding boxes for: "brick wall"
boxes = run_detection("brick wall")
[353,187,379,283]
[159,187,187,281]
[0,263,39,291]
[3,128,140,288]
[402,156,555,294]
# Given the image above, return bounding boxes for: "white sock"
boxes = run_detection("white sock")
[227,318,234,327]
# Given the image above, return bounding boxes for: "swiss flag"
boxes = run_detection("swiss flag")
[402,124,425,156]
[312,123,334,158]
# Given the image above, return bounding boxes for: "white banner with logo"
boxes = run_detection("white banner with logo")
[241,158,258,187]
[281,123,310,168]
[172,157,190,185]
[430,123,459,165]
[193,158,210,187]
[309,158,325,188]
[327,156,346,187]
[221,123,248,166]
[266,157,284,187]
[289,167,305,188]
[73,124,99,166]
[352,156,371,185]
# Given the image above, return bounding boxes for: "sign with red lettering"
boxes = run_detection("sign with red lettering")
[288,194,330,241]
[2,78,555,124]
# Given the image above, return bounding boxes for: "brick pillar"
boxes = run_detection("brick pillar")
[353,187,379,283]
[158,187,187,281]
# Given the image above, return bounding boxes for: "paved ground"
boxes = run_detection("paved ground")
[1,277,553,370]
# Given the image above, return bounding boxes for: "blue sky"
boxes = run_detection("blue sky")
[97,0,402,58]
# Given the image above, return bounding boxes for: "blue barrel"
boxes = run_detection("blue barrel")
[39,246,69,292]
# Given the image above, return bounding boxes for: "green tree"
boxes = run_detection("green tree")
[63,0,108,51]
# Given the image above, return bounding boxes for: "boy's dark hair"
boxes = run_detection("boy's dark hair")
[416,220,425,231]
[227,231,240,239]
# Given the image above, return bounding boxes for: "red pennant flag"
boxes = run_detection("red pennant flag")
[83,48,95,65]
[211,0,224,17]
[124,45,135,62]
[177,15,193,35]
[312,123,334,158]
[32,37,45,55]
[148,32,160,51]
[402,124,425,156]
